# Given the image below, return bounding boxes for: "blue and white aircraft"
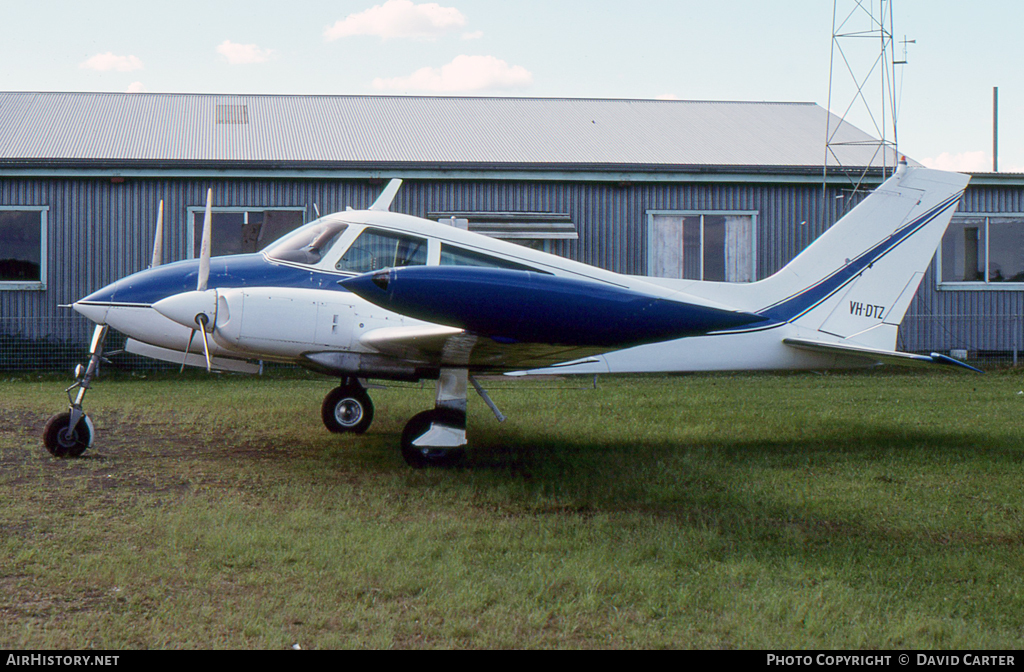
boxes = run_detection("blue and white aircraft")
[45,162,975,467]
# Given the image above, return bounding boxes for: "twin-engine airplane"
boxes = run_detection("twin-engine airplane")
[45,162,975,467]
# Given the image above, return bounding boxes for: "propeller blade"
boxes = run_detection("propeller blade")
[181,328,196,373]
[150,200,164,268]
[197,314,213,372]
[197,188,212,291]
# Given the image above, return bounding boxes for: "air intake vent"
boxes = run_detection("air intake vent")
[215,104,248,124]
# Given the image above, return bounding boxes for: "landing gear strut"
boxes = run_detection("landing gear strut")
[400,368,469,468]
[43,324,108,458]
[321,377,374,434]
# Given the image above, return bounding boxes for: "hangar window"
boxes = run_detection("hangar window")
[0,207,47,291]
[937,214,1024,286]
[336,228,428,274]
[189,208,306,258]
[939,214,1024,287]
[647,211,756,282]
[428,211,577,254]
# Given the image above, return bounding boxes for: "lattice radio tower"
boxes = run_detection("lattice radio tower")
[824,0,908,204]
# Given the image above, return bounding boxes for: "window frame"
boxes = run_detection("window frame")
[0,205,48,291]
[645,209,758,282]
[185,205,308,258]
[937,212,1024,291]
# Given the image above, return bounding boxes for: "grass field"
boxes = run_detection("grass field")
[1,368,1023,649]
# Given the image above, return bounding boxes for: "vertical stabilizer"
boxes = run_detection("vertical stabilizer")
[754,164,969,349]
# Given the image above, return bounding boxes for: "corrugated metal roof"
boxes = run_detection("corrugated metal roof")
[0,92,891,169]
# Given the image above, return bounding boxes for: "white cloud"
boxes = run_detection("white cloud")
[920,150,989,172]
[371,54,533,92]
[655,93,681,100]
[80,52,143,72]
[216,40,274,65]
[125,82,146,93]
[461,30,483,40]
[325,0,466,40]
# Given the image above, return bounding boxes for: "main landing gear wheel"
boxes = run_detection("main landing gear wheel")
[322,384,374,434]
[400,408,466,469]
[42,412,94,458]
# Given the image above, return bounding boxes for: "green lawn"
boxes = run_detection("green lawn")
[1,369,1022,648]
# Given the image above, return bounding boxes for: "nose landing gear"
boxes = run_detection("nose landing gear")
[321,377,374,434]
[43,324,108,458]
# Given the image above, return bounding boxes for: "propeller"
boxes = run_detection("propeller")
[181,329,197,373]
[197,188,212,292]
[150,200,164,268]
[177,188,214,371]
[196,313,213,372]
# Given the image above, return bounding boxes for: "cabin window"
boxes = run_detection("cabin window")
[647,211,756,282]
[939,214,1024,287]
[189,208,305,257]
[439,244,537,272]
[336,229,428,273]
[0,207,47,290]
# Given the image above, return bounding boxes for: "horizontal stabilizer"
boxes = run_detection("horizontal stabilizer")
[125,338,261,374]
[782,338,982,372]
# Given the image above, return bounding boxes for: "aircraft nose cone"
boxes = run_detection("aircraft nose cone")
[72,299,111,324]
[152,290,219,330]
[72,281,121,323]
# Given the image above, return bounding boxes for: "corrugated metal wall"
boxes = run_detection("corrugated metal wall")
[900,184,1024,354]
[2,174,1021,355]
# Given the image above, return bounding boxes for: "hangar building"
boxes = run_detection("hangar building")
[1,91,1022,367]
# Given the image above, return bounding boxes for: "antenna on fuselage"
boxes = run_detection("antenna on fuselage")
[368,179,403,212]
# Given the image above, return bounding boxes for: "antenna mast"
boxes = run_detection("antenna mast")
[823,0,906,203]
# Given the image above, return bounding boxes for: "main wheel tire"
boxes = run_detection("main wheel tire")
[42,412,92,458]
[321,385,374,434]
[400,408,466,469]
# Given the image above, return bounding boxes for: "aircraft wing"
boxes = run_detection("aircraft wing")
[359,324,607,371]
[782,337,982,372]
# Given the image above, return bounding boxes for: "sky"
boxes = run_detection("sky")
[2,0,1021,172]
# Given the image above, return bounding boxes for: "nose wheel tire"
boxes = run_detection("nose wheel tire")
[322,385,374,434]
[400,409,466,469]
[42,412,93,458]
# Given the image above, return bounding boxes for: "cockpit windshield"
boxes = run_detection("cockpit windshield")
[264,217,349,265]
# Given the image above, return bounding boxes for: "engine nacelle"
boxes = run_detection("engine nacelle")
[209,287,358,358]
